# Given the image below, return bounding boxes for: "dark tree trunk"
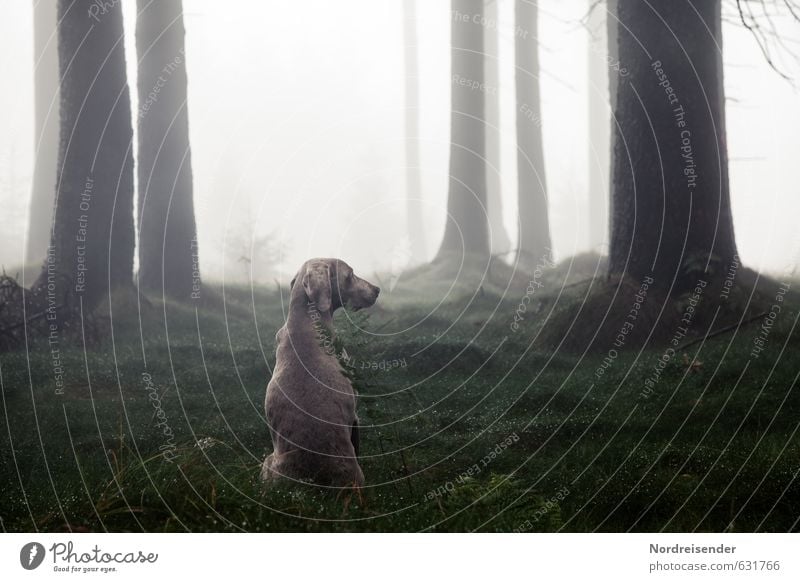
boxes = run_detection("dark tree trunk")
[34,0,136,310]
[485,0,511,255]
[26,0,60,264]
[515,0,552,267]
[608,0,737,292]
[136,0,199,301]
[436,0,489,260]
[403,0,427,263]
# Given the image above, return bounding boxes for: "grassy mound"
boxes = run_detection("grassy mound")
[1,265,798,532]
[536,257,783,353]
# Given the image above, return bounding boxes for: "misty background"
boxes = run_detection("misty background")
[1,0,798,282]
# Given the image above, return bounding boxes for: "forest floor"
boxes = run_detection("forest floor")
[1,256,799,532]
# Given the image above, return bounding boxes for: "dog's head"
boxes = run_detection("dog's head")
[291,258,380,313]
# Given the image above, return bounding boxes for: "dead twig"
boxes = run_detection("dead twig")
[676,311,767,352]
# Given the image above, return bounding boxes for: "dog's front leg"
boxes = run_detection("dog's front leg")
[350,420,359,457]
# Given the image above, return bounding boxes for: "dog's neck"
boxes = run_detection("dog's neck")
[287,289,335,344]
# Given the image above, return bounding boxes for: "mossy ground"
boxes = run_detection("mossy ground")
[1,257,798,532]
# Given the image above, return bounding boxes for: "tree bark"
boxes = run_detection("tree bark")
[436,0,489,260]
[26,0,60,265]
[34,0,136,310]
[136,0,199,301]
[515,0,551,267]
[403,0,427,263]
[608,0,737,292]
[484,0,511,255]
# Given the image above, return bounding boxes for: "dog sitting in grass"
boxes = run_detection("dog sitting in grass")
[261,258,380,488]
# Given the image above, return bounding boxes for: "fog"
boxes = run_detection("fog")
[3,1,800,538]
[1,0,798,282]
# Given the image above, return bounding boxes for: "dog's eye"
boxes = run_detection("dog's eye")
[346,273,354,283]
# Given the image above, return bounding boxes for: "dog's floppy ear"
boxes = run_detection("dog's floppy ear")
[302,261,332,312]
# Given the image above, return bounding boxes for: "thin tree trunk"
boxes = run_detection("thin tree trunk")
[136,0,199,301]
[436,0,489,260]
[485,0,511,255]
[403,0,427,263]
[607,0,619,109]
[26,0,60,265]
[515,0,551,267]
[587,1,609,253]
[34,0,136,310]
[608,0,737,292]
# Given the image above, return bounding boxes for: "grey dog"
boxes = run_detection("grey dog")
[261,258,380,487]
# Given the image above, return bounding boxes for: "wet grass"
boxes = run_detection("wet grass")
[1,270,799,532]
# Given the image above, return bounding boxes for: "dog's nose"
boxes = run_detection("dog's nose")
[373,285,381,297]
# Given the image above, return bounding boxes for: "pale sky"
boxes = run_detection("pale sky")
[1,0,798,282]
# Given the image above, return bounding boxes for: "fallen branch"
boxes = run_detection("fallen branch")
[676,311,767,352]
[561,278,595,291]
[0,304,64,335]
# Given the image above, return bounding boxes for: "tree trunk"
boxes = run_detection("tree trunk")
[515,0,551,267]
[484,0,511,255]
[34,0,136,310]
[403,0,427,263]
[607,0,619,109]
[587,1,609,253]
[26,0,60,265]
[436,0,489,260]
[608,0,737,292]
[136,0,199,301]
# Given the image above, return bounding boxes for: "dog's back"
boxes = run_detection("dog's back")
[262,323,364,487]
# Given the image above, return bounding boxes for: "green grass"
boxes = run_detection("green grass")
[1,272,799,532]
